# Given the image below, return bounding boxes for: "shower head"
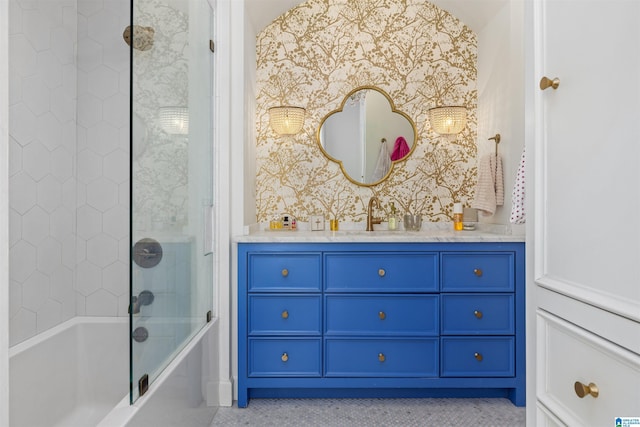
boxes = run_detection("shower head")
[123,25,155,51]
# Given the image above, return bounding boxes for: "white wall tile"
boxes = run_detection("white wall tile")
[36,112,64,151]
[76,260,102,296]
[36,175,62,213]
[10,0,131,345]
[87,122,119,155]
[103,205,128,239]
[102,261,128,296]
[86,177,118,212]
[9,103,37,146]
[36,237,62,274]
[36,299,63,333]
[21,206,49,245]
[76,148,103,183]
[22,141,51,181]
[86,289,118,316]
[86,234,118,268]
[76,204,102,238]
[10,308,37,345]
[21,270,49,312]
[9,172,37,214]
[22,75,50,116]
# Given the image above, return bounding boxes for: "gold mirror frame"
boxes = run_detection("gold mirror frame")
[316,86,418,187]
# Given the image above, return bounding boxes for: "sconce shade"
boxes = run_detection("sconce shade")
[428,106,467,135]
[159,106,189,135]
[269,106,305,135]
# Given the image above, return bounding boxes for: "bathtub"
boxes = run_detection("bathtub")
[9,317,218,427]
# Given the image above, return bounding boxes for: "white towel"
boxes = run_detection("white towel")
[472,153,504,216]
[510,148,526,224]
[369,140,391,182]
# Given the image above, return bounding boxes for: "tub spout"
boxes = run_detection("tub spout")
[129,290,154,314]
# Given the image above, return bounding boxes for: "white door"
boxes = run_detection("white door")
[532,0,640,424]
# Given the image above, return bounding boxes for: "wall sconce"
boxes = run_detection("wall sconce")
[428,106,467,138]
[268,106,305,135]
[159,106,189,135]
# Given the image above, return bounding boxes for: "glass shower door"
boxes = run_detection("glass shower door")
[129,0,214,403]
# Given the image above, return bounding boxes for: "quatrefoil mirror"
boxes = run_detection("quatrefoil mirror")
[317,86,417,186]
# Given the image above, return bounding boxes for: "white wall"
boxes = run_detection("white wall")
[8,0,80,345]
[8,0,130,346]
[1,0,11,422]
[476,0,525,230]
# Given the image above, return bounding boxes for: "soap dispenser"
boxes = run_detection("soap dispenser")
[388,202,398,230]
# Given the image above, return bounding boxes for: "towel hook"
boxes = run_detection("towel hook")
[381,138,387,144]
[488,134,501,156]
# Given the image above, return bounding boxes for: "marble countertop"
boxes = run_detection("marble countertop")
[234,222,525,243]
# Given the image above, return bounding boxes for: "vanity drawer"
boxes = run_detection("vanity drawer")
[249,253,321,291]
[325,295,438,336]
[249,295,322,335]
[441,252,514,292]
[440,337,514,377]
[537,311,640,427]
[325,338,438,377]
[248,338,322,377]
[325,252,438,292]
[441,294,514,335]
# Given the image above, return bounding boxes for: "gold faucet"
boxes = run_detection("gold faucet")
[366,196,382,231]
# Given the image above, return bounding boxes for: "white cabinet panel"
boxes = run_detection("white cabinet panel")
[537,310,640,426]
[534,0,640,320]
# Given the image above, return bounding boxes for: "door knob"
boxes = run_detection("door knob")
[540,76,560,90]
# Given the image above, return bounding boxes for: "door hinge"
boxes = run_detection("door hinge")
[209,40,215,53]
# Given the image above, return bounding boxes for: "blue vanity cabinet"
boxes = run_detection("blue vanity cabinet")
[237,242,525,408]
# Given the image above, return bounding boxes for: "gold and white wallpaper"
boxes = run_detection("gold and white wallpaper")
[255,0,477,223]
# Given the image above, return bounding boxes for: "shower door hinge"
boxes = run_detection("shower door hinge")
[209,40,215,53]
[206,310,212,323]
[139,374,149,397]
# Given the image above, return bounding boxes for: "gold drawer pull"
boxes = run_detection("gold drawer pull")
[473,268,483,277]
[378,311,386,320]
[378,268,385,277]
[574,381,599,399]
[378,353,385,362]
[281,310,289,319]
[539,76,560,90]
[281,352,289,362]
[474,352,483,362]
[474,310,483,319]
[281,268,289,277]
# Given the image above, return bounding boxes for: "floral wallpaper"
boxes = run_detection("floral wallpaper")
[255,0,478,223]
[132,0,189,232]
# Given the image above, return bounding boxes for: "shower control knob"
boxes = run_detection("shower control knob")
[133,238,163,268]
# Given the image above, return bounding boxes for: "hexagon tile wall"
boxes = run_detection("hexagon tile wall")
[255,0,478,224]
[8,0,130,346]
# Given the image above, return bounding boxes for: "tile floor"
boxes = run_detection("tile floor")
[210,398,526,426]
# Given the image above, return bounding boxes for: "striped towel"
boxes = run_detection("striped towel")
[472,153,504,216]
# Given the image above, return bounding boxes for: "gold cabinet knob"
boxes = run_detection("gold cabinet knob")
[378,268,385,277]
[539,76,560,90]
[574,381,599,398]
[281,352,289,362]
[474,310,483,319]
[474,352,483,362]
[281,310,289,319]
[281,268,289,277]
[378,353,385,362]
[473,268,483,277]
[378,311,386,320]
